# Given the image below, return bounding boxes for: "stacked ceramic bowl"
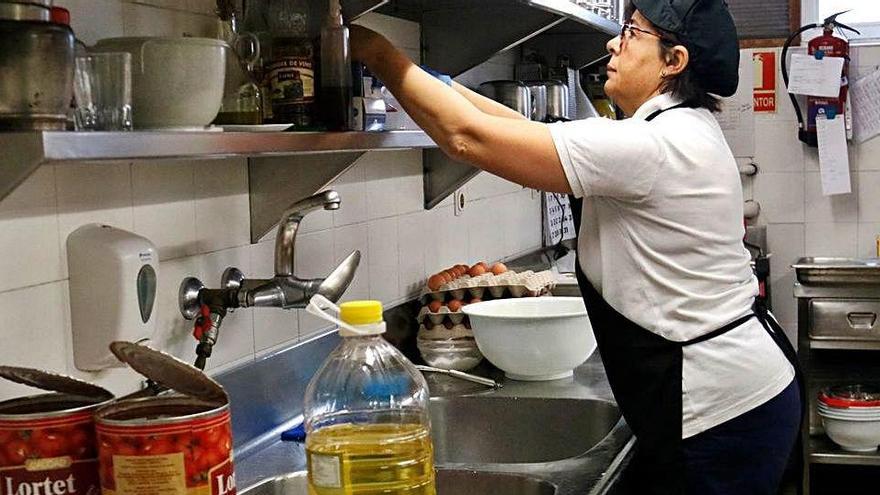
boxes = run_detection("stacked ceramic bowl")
[818,385,880,452]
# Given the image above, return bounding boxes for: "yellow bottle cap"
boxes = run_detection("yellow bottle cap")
[339,300,383,326]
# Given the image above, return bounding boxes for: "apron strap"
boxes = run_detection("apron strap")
[644,102,691,122]
[680,313,756,347]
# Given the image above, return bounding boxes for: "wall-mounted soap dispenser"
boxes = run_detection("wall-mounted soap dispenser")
[68,224,158,371]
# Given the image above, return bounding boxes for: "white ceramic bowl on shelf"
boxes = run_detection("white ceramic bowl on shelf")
[819,412,880,452]
[461,297,595,381]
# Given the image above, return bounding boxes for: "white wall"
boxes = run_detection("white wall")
[742,45,880,340]
[0,1,542,399]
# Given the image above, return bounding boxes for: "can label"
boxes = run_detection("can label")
[268,57,315,105]
[97,411,234,495]
[0,412,100,495]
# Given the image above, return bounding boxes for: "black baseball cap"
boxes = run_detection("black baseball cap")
[631,0,740,97]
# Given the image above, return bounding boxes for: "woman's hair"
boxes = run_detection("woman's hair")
[623,2,722,112]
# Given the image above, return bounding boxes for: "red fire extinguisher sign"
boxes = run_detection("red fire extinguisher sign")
[754,51,777,113]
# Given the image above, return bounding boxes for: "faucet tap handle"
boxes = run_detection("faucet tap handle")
[316,250,362,303]
[221,267,245,291]
[179,277,206,320]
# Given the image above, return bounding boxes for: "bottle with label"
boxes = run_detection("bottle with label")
[304,296,436,495]
[266,0,315,127]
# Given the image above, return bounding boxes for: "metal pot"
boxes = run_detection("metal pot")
[0,2,50,21]
[524,81,548,122]
[0,0,53,6]
[0,19,75,130]
[477,80,531,118]
[544,80,570,122]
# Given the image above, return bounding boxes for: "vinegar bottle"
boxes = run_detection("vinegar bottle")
[319,0,353,130]
[304,296,436,495]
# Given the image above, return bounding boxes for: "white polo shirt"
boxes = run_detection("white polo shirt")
[548,93,795,438]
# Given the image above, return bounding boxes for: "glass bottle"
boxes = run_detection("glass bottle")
[304,296,436,495]
[319,0,352,130]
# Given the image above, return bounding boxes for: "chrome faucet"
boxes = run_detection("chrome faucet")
[179,191,361,369]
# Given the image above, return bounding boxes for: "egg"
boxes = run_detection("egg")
[491,262,508,275]
[439,272,453,284]
[443,269,457,281]
[427,274,445,291]
[477,261,489,270]
[468,264,487,277]
[428,300,443,313]
[447,299,463,312]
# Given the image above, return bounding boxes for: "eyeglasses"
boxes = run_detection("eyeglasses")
[619,22,670,44]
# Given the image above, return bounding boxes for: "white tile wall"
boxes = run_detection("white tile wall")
[132,161,197,261]
[0,167,62,293]
[753,172,805,224]
[0,7,539,400]
[367,217,401,303]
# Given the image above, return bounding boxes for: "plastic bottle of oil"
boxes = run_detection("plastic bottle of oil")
[304,296,436,495]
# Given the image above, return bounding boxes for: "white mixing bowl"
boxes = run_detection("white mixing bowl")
[92,37,227,129]
[820,413,880,452]
[461,297,596,381]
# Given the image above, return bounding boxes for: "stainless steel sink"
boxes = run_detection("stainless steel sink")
[242,469,556,495]
[429,396,620,464]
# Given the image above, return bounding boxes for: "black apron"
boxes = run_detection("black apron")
[571,103,804,495]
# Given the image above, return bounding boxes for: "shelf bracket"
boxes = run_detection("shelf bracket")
[248,153,365,242]
[0,133,45,202]
[422,149,480,210]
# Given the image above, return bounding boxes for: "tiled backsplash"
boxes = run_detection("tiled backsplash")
[743,45,880,340]
[0,2,541,400]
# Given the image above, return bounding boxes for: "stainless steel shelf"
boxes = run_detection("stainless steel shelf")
[5,130,437,163]
[0,130,438,209]
[809,436,880,466]
[809,340,880,351]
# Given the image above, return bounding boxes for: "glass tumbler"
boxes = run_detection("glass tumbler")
[74,53,133,131]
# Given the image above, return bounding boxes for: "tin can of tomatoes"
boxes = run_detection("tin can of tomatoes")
[95,342,235,495]
[0,366,115,495]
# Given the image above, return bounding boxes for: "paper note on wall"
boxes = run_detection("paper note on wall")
[816,116,852,196]
[543,192,576,246]
[719,54,755,157]
[787,54,845,98]
[851,67,880,143]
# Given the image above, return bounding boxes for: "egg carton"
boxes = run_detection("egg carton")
[417,306,469,325]
[417,324,474,340]
[421,270,556,302]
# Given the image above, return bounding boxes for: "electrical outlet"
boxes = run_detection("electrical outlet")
[454,189,466,216]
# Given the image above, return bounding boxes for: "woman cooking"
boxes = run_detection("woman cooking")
[351,0,801,493]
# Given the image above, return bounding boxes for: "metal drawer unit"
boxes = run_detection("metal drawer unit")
[808,299,880,341]
[793,258,880,494]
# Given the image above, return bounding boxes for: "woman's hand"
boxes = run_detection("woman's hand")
[350,25,389,66]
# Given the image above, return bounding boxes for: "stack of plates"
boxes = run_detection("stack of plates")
[818,385,880,452]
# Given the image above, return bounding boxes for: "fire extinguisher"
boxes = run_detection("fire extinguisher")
[782,11,859,147]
